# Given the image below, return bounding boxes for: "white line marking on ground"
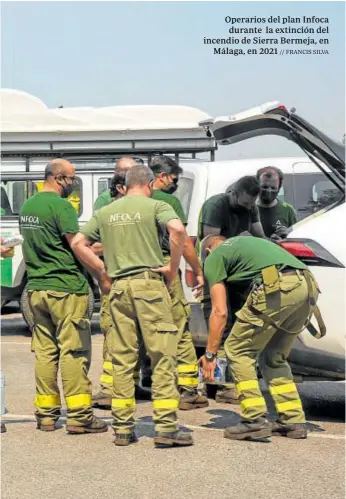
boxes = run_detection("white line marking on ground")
[1,414,344,440]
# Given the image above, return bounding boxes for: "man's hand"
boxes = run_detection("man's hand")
[273,225,290,238]
[90,242,103,256]
[238,231,252,237]
[98,270,112,295]
[198,355,217,382]
[152,265,176,289]
[192,273,204,298]
[0,245,14,258]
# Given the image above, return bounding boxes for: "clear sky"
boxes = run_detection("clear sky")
[1,1,345,160]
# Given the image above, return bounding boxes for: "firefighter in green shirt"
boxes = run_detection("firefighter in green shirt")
[256,166,297,239]
[19,159,107,434]
[74,165,193,448]
[199,235,325,441]
[150,155,208,410]
[196,176,266,405]
[91,156,151,408]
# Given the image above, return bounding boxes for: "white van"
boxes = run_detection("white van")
[186,101,345,383]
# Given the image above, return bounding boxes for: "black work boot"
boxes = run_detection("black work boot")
[135,384,152,401]
[271,421,308,439]
[215,387,240,405]
[224,418,272,441]
[114,431,138,446]
[179,390,209,410]
[92,391,112,410]
[1,423,7,434]
[66,416,108,434]
[154,430,194,448]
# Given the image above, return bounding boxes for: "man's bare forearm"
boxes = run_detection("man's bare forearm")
[72,242,106,279]
[169,229,186,275]
[207,311,227,353]
[183,236,203,275]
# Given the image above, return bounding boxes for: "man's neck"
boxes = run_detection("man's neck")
[257,198,278,209]
[41,182,59,194]
[126,188,148,197]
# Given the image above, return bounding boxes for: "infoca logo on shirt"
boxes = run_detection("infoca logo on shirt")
[108,212,141,225]
[20,215,43,228]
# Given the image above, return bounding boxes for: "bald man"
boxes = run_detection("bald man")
[19,159,107,434]
[93,157,142,212]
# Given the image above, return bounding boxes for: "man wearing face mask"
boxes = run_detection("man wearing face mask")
[19,159,108,434]
[196,176,265,405]
[149,155,208,410]
[256,167,297,240]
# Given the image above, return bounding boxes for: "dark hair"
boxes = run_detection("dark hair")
[125,165,154,188]
[149,155,183,176]
[256,166,284,189]
[110,168,127,198]
[233,176,260,197]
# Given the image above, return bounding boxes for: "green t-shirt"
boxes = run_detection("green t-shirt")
[81,195,178,278]
[19,192,88,294]
[94,190,112,212]
[203,236,307,291]
[258,201,297,237]
[196,193,260,255]
[152,189,187,256]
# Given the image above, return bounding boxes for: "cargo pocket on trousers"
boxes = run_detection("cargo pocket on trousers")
[69,318,91,355]
[133,290,165,323]
[155,322,179,357]
[279,276,303,294]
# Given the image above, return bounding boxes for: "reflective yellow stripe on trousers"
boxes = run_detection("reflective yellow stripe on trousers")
[236,380,259,394]
[177,364,198,374]
[35,394,61,408]
[178,377,199,386]
[153,399,179,410]
[103,361,113,371]
[65,394,92,409]
[100,374,113,385]
[269,383,297,396]
[240,397,266,410]
[112,398,136,408]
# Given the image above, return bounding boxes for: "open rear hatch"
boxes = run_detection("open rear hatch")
[199,102,345,193]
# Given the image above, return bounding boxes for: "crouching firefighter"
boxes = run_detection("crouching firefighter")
[198,235,326,441]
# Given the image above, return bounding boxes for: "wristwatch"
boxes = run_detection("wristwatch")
[205,351,217,361]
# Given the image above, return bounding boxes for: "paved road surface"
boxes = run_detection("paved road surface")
[1,307,345,499]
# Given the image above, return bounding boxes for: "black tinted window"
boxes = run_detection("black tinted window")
[292,173,343,221]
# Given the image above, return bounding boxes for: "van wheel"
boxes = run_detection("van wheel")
[20,285,95,330]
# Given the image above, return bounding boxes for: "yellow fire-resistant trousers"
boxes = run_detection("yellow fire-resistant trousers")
[28,290,93,427]
[166,262,199,393]
[108,272,180,435]
[99,294,141,394]
[225,271,320,424]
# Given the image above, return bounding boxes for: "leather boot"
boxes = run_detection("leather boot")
[92,391,111,409]
[179,390,209,410]
[215,387,240,405]
[154,430,194,448]
[224,418,272,440]
[271,420,307,439]
[114,431,138,446]
[66,416,108,434]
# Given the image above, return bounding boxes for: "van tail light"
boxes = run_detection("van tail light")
[185,236,198,287]
[278,239,344,268]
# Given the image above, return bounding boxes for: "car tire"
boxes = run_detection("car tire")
[20,284,95,330]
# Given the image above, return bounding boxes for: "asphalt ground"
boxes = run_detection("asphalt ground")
[1,303,345,499]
